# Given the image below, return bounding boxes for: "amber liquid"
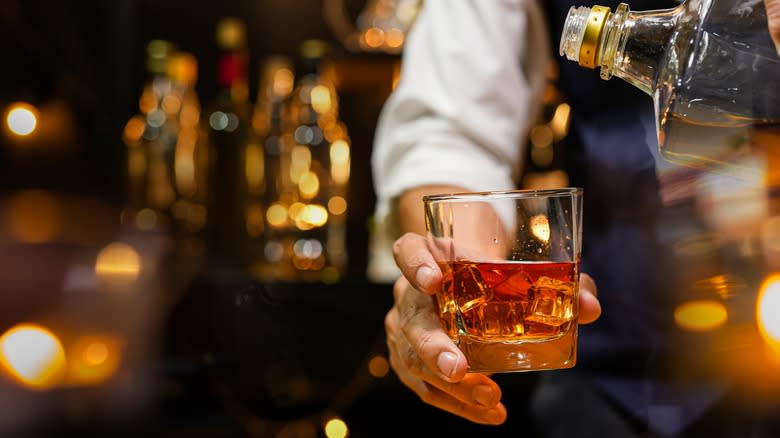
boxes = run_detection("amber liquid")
[436,260,578,343]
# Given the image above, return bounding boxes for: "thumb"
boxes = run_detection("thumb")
[767,0,780,55]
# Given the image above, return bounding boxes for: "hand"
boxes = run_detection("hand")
[384,232,602,425]
[768,0,780,55]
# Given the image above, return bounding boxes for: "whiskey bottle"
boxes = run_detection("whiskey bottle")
[245,56,295,276]
[207,17,252,264]
[559,0,780,179]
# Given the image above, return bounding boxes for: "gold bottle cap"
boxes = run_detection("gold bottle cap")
[578,5,610,69]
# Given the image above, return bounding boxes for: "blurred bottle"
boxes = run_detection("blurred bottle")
[123,40,179,234]
[166,52,212,251]
[123,44,212,256]
[206,17,252,264]
[244,56,295,275]
[270,39,349,282]
[559,0,780,179]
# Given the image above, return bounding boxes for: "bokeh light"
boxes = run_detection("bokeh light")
[367,355,389,377]
[5,102,39,136]
[6,190,61,243]
[757,274,780,355]
[674,300,728,332]
[68,335,122,386]
[95,242,141,286]
[324,418,348,438]
[0,324,66,390]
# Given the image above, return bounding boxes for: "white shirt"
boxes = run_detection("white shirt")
[368,0,551,282]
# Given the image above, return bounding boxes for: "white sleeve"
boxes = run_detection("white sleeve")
[367,0,551,282]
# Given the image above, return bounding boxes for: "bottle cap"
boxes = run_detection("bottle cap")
[579,5,610,69]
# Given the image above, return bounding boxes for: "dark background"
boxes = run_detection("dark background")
[0,0,395,281]
[0,1,426,437]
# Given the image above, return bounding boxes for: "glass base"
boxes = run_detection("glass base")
[458,326,578,373]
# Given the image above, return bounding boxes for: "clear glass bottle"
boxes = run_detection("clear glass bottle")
[266,40,350,282]
[559,0,780,179]
[246,56,296,277]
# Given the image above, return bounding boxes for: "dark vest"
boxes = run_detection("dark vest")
[542,1,728,435]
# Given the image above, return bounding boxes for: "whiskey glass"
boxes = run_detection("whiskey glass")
[424,188,583,372]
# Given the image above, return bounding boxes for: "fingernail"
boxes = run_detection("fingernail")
[472,385,498,407]
[416,266,435,289]
[436,351,457,378]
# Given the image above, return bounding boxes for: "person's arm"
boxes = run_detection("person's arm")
[767,0,780,54]
[371,0,601,426]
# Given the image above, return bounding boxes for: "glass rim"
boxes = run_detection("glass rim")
[423,187,583,203]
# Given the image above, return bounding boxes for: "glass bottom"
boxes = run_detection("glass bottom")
[458,326,578,373]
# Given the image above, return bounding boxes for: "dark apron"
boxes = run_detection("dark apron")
[539,1,729,436]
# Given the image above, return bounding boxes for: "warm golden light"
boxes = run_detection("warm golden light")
[368,355,390,377]
[246,203,264,237]
[530,214,550,243]
[245,143,264,194]
[363,27,385,49]
[162,94,182,115]
[330,140,351,185]
[83,341,108,366]
[273,68,295,97]
[135,208,158,230]
[123,115,146,144]
[68,336,121,386]
[310,85,332,114]
[0,324,66,390]
[758,274,780,353]
[139,87,158,114]
[530,125,554,149]
[6,190,61,243]
[267,203,288,228]
[95,242,141,285]
[302,204,328,227]
[290,145,312,183]
[174,129,197,196]
[5,103,39,136]
[330,140,350,164]
[674,300,728,332]
[288,202,306,220]
[299,171,320,199]
[324,418,348,438]
[549,103,571,141]
[328,196,347,215]
[385,28,405,49]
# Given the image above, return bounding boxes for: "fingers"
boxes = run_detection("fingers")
[766,0,780,55]
[385,282,506,425]
[392,232,442,294]
[578,272,601,324]
[393,277,469,382]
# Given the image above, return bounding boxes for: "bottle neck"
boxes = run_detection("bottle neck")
[218,50,249,105]
[561,2,682,95]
